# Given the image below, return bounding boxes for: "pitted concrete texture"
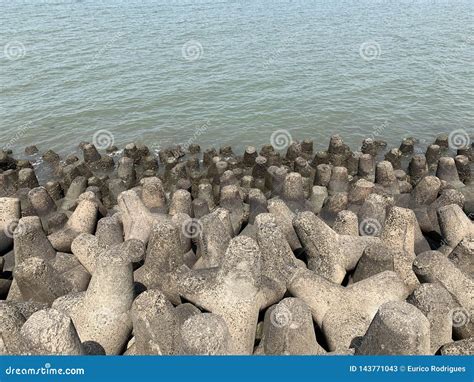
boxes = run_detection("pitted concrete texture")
[356,301,431,355]
[0,135,472,356]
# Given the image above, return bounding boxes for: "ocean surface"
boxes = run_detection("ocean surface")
[1,0,473,158]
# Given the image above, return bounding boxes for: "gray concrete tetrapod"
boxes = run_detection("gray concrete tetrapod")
[131,290,199,355]
[118,189,156,244]
[193,208,234,269]
[21,308,85,355]
[413,251,474,328]
[356,301,431,355]
[177,236,285,354]
[288,268,409,351]
[74,251,134,355]
[293,211,378,284]
[0,197,21,253]
[180,313,230,355]
[48,196,99,252]
[262,298,325,355]
[407,283,458,353]
[134,219,184,305]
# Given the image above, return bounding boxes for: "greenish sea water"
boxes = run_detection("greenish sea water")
[1,0,473,156]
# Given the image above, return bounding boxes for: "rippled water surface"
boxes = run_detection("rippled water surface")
[1,0,473,156]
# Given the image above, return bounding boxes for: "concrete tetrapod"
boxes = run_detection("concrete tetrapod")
[131,290,200,355]
[134,220,184,305]
[177,236,285,354]
[437,204,473,254]
[71,233,145,275]
[407,283,458,354]
[439,339,474,355]
[293,211,378,284]
[139,177,167,213]
[14,257,73,304]
[261,297,325,355]
[413,251,473,313]
[333,210,359,236]
[0,197,21,253]
[73,251,134,355]
[13,216,56,265]
[0,302,26,354]
[117,190,155,244]
[95,215,124,248]
[219,185,245,234]
[20,308,85,355]
[378,206,421,291]
[193,208,234,269]
[356,301,431,355]
[254,213,298,288]
[180,313,230,355]
[48,196,99,252]
[354,206,424,289]
[413,250,474,339]
[267,198,301,251]
[288,268,409,351]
